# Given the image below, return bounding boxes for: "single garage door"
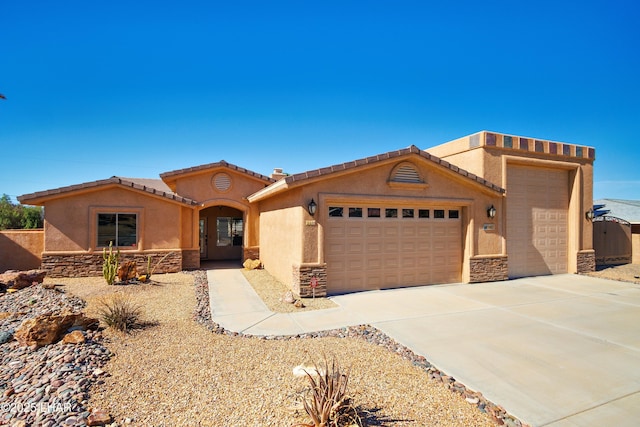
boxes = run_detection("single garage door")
[507,165,569,277]
[325,205,462,294]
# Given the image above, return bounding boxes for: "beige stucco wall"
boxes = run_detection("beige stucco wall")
[256,154,504,287]
[633,233,640,264]
[42,186,191,254]
[259,204,304,287]
[0,229,44,272]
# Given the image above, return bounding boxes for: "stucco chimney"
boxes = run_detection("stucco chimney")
[271,168,287,180]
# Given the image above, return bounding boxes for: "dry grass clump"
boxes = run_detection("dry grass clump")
[295,356,362,427]
[96,293,142,332]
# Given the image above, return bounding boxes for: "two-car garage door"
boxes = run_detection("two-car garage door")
[325,205,461,294]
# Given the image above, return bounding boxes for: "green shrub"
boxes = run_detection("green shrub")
[97,294,142,332]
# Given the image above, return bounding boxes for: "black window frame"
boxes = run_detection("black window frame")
[97,212,138,248]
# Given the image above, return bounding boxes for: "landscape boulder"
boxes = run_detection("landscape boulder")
[117,260,138,282]
[62,330,86,344]
[243,259,262,270]
[0,269,47,290]
[14,311,98,348]
[281,291,295,304]
[87,409,112,426]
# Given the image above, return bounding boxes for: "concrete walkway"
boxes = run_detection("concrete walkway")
[207,266,640,427]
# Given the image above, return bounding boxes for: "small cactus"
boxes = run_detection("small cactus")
[102,242,119,285]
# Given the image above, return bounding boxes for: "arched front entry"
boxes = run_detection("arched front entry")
[199,205,244,261]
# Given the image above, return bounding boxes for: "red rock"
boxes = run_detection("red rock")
[14,312,98,348]
[87,409,112,426]
[0,269,47,290]
[63,330,86,344]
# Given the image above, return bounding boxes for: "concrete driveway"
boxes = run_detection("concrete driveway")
[208,270,640,426]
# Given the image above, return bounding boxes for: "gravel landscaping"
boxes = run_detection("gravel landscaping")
[2,261,638,426]
[24,262,637,426]
[241,268,337,313]
[586,263,640,284]
[44,272,498,427]
[0,284,112,426]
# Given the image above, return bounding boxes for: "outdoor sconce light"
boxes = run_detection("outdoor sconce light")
[487,205,497,219]
[585,209,595,221]
[307,198,317,216]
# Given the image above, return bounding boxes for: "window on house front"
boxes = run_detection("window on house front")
[217,217,243,246]
[385,208,398,218]
[449,210,460,219]
[402,209,414,218]
[434,209,445,218]
[97,213,137,247]
[418,209,430,218]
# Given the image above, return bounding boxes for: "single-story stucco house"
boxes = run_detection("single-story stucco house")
[16,131,596,296]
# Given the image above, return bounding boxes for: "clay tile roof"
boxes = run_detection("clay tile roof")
[283,145,505,194]
[18,176,199,206]
[160,160,275,183]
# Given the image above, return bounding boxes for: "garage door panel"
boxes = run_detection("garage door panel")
[507,165,568,277]
[402,241,416,251]
[384,226,399,237]
[347,242,363,254]
[384,257,399,268]
[367,256,383,269]
[367,225,382,237]
[347,258,363,270]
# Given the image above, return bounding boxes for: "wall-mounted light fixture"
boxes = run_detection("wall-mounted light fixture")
[308,198,317,216]
[487,205,497,219]
[585,209,595,221]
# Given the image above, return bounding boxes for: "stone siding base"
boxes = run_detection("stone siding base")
[42,251,184,278]
[292,263,327,297]
[469,256,508,283]
[243,246,260,262]
[182,250,201,270]
[577,250,596,273]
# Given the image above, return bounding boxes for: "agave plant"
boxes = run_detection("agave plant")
[295,356,361,427]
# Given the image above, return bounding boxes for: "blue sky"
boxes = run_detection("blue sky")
[1,0,639,202]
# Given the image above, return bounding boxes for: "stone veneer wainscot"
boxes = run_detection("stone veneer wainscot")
[292,263,327,297]
[42,251,184,278]
[469,255,508,283]
[577,250,596,274]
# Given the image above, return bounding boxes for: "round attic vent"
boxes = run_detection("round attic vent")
[212,172,232,192]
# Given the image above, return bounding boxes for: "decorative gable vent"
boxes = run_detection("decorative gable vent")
[212,172,232,192]
[391,163,423,183]
[388,162,428,189]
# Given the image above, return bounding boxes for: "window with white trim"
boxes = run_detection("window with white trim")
[97,213,137,247]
